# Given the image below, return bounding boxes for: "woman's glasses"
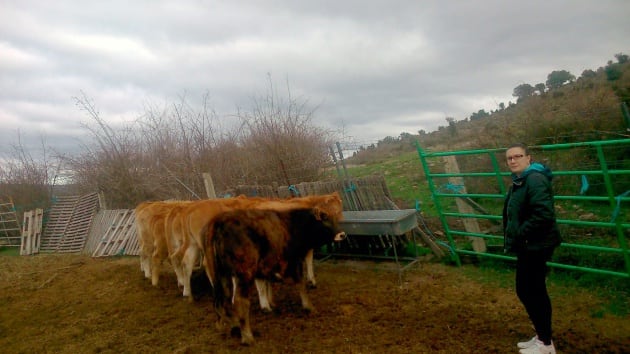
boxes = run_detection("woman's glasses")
[506,154,525,162]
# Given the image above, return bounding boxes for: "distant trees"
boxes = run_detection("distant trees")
[546,70,576,90]
[615,52,629,64]
[513,82,547,101]
[581,69,597,79]
[513,83,536,101]
[605,64,623,81]
[445,117,457,137]
[469,109,490,121]
[604,52,628,82]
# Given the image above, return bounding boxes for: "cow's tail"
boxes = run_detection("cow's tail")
[204,221,232,329]
[200,220,216,290]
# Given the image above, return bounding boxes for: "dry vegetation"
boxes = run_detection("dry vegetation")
[0,254,628,353]
[1,81,336,213]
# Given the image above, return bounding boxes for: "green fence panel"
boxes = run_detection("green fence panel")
[416,139,630,278]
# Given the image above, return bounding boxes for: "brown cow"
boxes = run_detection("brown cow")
[167,197,246,297]
[170,192,344,304]
[134,200,191,287]
[205,207,346,345]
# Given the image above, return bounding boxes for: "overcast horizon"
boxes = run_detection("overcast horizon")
[1,0,629,157]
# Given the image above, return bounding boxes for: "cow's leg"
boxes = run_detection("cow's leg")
[255,279,273,312]
[150,248,163,287]
[213,275,231,331]
[181,245,199,299]
[265,280,274,309]
[305,248,316,288]
[140,236,154,280]
[167,231,186,289]
[169,252,185,289]
[297,275,315,312]
[202,250,215,290]
[233,277,254,345]
[140,249,152,279]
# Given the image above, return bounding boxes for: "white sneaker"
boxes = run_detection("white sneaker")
[518,339,556,354]
[517,335,538,349]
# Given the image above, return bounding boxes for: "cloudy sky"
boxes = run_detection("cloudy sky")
[1,0,628,155]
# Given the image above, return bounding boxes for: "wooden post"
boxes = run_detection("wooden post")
[20,208,43,255]
[443,156,487,252]
[20,210,34,255]
[203,173,217,199]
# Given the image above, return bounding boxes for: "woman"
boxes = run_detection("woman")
[503,143,562,354]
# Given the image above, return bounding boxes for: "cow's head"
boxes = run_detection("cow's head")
[312,206,346,242]
[317,192,344,222]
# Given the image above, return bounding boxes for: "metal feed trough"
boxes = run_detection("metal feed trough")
[321,209,420,278]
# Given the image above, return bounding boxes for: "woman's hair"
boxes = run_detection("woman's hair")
[507,142,530,156]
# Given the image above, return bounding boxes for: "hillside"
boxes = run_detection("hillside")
[341,56,630,215]
[349,56,630,161]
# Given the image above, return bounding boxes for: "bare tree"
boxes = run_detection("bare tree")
[68,80,334,207]
[0,132,64,219]
[236,76,333,187]
[69,92,151,208]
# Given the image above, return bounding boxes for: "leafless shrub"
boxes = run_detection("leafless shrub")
[236,78,333,187]
[68,92,152,208]
[0,132,63,217]
[66,80,335,208]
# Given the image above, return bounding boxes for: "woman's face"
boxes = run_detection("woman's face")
[506,147,531,176]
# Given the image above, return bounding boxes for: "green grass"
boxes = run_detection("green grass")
[0,247,20,256]
[459,259,629,316]
[330,151,437,215]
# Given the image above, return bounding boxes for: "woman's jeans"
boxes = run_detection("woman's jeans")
[516,248,555,344]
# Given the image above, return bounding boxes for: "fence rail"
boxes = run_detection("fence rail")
[416,138,630,278]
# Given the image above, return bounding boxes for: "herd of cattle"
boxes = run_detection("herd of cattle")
[134,192,347,345]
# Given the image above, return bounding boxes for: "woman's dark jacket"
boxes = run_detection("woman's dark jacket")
[503,162,562,253]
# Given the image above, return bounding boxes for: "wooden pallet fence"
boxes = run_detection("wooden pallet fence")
[226,175,393,212]
[39,195,79,251]
[20,208,43,255]
[0,199,21,246]
[86,209,138,257]
[40,192,100,253]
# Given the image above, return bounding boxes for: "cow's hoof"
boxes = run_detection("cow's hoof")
[307,282,317,289]
[240,333,254,346]
[214,320,224,331]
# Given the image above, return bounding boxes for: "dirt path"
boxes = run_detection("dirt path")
[0,254,627,353]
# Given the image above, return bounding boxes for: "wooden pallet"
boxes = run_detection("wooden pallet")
[20,208,43,255]
[86,209,138,257]
[40,193,100,253]
[0,200,21,247]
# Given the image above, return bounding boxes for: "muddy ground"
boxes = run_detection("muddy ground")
[0,254,627,353]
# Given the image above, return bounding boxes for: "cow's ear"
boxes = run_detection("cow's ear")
[312,206,326,221]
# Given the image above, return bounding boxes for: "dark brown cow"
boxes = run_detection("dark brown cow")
[170,192,343,303]
[204,207,346,345]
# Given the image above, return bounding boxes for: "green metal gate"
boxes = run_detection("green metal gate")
[416,139,630,278]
